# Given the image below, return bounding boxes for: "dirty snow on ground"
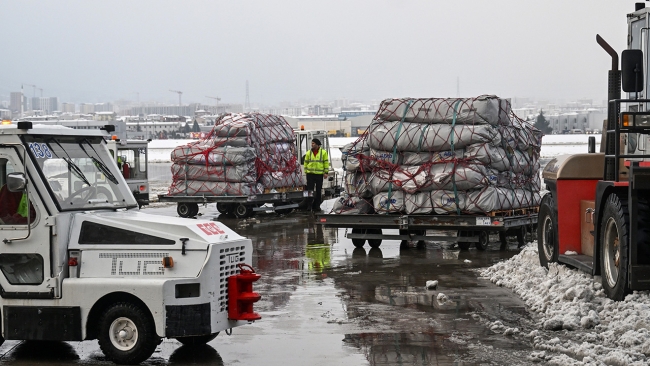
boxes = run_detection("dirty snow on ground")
[480,244,650,365]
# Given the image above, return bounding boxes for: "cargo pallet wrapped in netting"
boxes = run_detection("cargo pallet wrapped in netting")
[333,95,543,215]
[168,113,305,196]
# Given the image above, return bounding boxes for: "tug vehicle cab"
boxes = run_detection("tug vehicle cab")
[0,122,260,364]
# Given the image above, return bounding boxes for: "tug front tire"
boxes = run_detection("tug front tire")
[98,302,159,365]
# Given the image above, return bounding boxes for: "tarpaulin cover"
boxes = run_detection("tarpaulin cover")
[168,180,262,196]
[171,146,256,166]
[333,96,543,215]
[171,163,256,183]
[375,95,511,125]
[168,113,305,196]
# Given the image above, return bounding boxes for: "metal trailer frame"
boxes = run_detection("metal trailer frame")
[316,211,538,249]
[158,190,313,218]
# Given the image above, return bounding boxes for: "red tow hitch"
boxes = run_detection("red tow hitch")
[228,264,262,321]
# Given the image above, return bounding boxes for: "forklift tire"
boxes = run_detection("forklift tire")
[98,302,159,365]
[177,203,199,218]
[216,203,233,214]
[600,194,630,301]
[351,228,366,248]
[538,196,559,268]
[475,231,489,251]
[234,204,254,219]
[367,229,382,248]
[175,332,219,346]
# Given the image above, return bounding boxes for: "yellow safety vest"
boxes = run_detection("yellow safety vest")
[304,148,330,175]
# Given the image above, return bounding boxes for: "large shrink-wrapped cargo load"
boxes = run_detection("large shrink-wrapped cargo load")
[333,95,543,215]
[375,95,512,125]
[168,113,304,197]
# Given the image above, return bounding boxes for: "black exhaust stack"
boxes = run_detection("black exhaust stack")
[636,3,645,11]
[596,35,620,181]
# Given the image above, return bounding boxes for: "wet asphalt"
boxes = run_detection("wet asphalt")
[0,201,540,366]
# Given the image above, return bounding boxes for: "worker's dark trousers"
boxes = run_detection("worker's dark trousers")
[306,173,324,210]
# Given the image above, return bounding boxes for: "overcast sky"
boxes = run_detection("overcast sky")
[0,1,639,106]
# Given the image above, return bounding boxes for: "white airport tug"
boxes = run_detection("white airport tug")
[0,122,260,364]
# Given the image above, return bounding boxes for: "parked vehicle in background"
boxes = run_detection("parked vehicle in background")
[294,129,342,201]
[106,138,150,207]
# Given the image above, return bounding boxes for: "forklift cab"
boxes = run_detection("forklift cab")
[538,12,650,300]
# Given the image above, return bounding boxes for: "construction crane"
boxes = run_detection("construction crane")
[206,96,221,113]
[24,84,36,97]
[169,90,183,106]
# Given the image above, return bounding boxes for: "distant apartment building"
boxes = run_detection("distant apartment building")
[61,103,76,113]
[120,103,243,117]
[546,109,606,133]
[307,105,332,116]
[10,92,23,113]
[282,107,303,116]
[93,111,116,121]
[79,103,95,114]
[94,103,114,112]
[125,121,184,139]
[31,97,59,114]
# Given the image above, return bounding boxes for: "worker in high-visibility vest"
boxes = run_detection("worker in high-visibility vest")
[303,138,329,212]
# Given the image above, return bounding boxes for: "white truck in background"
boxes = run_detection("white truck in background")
[106,138,150,207]
[0,122,261,364]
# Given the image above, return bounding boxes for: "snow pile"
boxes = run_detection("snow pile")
[481,244,650,365]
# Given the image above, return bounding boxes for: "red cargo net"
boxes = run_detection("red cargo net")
[168,113,304,196]
[334,96,543,215]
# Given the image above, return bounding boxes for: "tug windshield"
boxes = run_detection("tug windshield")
[23,135,138,211]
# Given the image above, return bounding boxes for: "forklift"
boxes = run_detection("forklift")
[538,3,650,301]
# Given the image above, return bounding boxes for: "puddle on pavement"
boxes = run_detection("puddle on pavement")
[215,209,538,365]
